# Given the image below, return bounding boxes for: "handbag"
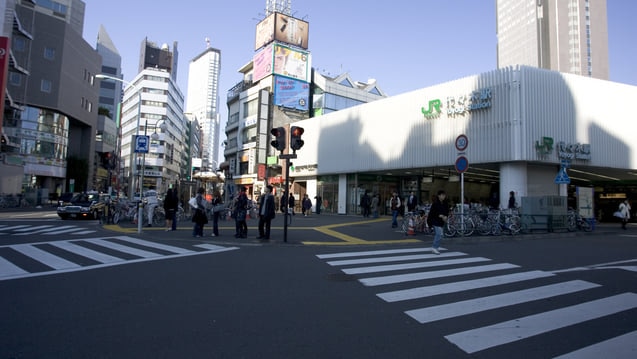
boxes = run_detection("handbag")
[213,204,225,213]
[188,197,197,209]
[613,211,623,218]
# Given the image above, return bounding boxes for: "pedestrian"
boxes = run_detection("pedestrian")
[280,193,288,213]
[210,190,223,237]
[390,191,402,228]
[163,188,178,231]
[191,187,208,237]
[508,191,517,209]
[288,193,295,215]
[233,186,249,238]
[361,191,371,217]
[314,194,322,214]
[302,194,312,216]
[144,188,158,227]
[257,185,276,241]
[619,199,631,230]
[406,191,418,213]
[427,190,449,254]
[371,193,379,218]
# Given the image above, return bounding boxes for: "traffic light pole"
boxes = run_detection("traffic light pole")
[279,153,297,243]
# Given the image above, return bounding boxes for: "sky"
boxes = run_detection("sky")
[82,0,637,131]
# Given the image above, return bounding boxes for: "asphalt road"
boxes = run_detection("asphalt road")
[1,209,636,358]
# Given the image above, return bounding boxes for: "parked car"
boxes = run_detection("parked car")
[56,192,109,220]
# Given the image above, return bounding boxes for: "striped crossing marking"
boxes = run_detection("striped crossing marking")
[317,247,637,356]
[377,270,555,302]
[0,223,96,236]
[445,292,637,354]
[406,280,601,324]
[0,236,238,281]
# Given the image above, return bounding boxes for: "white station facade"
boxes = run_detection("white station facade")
[281,65,637,218]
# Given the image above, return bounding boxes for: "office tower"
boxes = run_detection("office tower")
[1,0,101,197]
[496,0,608,79]
[186,39,221,172]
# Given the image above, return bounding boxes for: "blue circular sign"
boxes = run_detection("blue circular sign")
[455,156,469,173]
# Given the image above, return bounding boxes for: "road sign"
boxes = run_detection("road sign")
[134,135,149,153]
[455,156,469,173]
[455,134,468,152]
[554,167,571,184]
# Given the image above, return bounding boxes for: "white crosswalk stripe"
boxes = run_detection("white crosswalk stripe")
[0,236,238,281]
[0,223,96,235]
[317,247,637,356]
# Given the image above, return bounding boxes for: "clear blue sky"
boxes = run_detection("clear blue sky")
[83,0,637,123]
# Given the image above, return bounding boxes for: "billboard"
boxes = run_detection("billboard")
[273,44,310,82]
[255,13,275,50]
[253,44,273,83]
[273,13,309,49]
[254,12,309,50]
[273,76,310,111]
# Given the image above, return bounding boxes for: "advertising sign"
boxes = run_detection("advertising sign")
[273,13,309,49]
[273,76,310,111]
[255,12,309,50]
[273,44,310,82]
[253,44,273,82]
[255,13,276,50]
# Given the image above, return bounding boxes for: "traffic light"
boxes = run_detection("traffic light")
[290,126,304,151]
[270,127,286,151]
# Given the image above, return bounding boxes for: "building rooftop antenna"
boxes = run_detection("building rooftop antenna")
[205,37,210,49]
[265,0,291,15]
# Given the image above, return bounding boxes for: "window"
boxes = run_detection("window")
[44,47,56,60]
[9,72,21,86]
[41,79,52,93]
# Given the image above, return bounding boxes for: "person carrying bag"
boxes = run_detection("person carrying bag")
[191,187,208,237]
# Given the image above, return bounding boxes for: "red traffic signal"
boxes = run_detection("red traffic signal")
[290,126,304,151]
[270,127,286,151]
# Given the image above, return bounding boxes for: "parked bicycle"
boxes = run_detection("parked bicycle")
[566,208,593,232]
[401,206,431,235]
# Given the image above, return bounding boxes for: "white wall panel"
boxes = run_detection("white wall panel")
[287,66,637,176]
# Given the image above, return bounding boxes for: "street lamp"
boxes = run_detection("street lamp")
[95,74,144,233]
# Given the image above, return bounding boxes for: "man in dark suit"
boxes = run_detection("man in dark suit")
[407,191,418,212]
[257,185,276,241]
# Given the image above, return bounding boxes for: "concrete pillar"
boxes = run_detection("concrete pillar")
[499,162,527,208]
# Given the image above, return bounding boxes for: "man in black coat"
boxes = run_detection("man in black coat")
[257,185,276,241]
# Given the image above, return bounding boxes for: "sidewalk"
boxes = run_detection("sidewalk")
[105,212,625,246]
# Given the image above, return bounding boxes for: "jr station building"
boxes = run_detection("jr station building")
[285,65,637,220]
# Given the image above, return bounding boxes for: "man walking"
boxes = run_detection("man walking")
[257,185,276,241]
[427,190,449,254]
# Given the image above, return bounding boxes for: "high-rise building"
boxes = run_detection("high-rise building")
[1,0,101,199]
[94,25,122,193]
[496,0,609,79]
[116,39,187,196]
[185,40,221,173]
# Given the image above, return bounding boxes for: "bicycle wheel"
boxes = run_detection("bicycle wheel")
[580,219,593,232]
[443,222,456,237]
[507,216,521,235]
[153,210,166,226]
[112,210,120,224]
[455,217,475,237]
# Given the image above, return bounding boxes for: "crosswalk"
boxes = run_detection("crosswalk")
[0,236,238,281]
[317,247,637,357]
[0,223,97,236]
